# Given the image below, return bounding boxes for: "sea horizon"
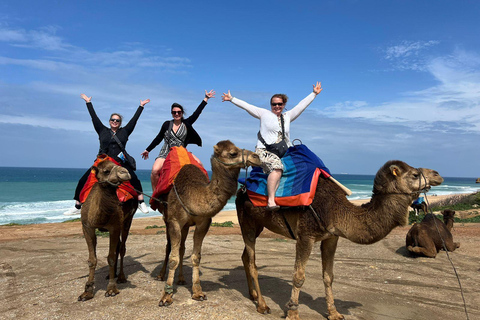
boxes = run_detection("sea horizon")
[1,166,479,226]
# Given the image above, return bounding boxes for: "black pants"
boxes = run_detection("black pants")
[74,162,143,202]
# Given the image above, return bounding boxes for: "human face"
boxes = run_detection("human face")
[270,97,285,116]
[109,116,121,130]
[171,107,183,121]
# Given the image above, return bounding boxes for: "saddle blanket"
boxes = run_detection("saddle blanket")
[150,146,208,211]
[79,155,138,203]
[241,144,331,207]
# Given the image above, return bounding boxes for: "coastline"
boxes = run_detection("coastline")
[0,192,467,243]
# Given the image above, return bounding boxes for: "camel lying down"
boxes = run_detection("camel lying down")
[406,209,460,258]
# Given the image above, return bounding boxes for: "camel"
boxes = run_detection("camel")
[78,159,138,301]
[235,160,444,320]
[406,209,460,258]
[156,140,261,306]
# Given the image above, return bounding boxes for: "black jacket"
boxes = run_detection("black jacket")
[86,102,143,163]
[145,100,206,152]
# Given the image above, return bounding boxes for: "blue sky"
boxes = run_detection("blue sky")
[0,0,479,177]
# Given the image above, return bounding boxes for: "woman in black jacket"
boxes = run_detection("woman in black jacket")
[67,93,150,215]
[141,90,214,190]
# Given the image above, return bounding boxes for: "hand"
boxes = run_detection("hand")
[140,99,150,107]
[141,150,149,160]
[313,82,322,95]
[204,89,216,100]
[221,90,232,102]
[80,93,92,103]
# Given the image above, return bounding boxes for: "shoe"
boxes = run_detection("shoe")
[265,205,280,212]
[138,201,149,214]
[63,207,81,216]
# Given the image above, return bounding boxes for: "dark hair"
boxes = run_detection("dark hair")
[109,113,123,124]
[270,94,288,105]
[171,103,187,116]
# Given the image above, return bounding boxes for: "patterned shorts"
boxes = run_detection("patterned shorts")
[255,148,284,174]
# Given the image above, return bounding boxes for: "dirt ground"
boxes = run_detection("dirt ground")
[0,214,479,320]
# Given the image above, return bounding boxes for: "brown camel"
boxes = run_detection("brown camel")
[235,160,443,320]
[156,140,261,306]
[78,159,138,301]
[406,209,460,258]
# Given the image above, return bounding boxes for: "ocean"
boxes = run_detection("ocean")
[0,167,478,225]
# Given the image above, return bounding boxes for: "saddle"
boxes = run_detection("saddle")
[150,146,208,211]
[79,155,138,203]
[241,144,331,207]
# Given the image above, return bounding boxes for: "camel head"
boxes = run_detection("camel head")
[212,140,261,169]
[373,160,443,199]
[442,209,456,220]
[92,159,131,186]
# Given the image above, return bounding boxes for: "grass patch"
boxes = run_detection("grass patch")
[145,225,165,229]
[2,223,22,226]
[272,238,288,242]
[211,221,234,228]
[95,229,109,237]
[63,218,81,223]
[430,192,480,212]
[156,230,166,234]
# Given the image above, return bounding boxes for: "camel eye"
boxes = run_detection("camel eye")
[230,152,238,158]
[104,170,111,175]
[412,173,419,178]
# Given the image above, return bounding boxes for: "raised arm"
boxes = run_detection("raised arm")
[221,90,265,119]
[185,90,215,125]
[123,99,150,134]
[286,82,322,122]
[81,93,105,134]
[142,121,169,159]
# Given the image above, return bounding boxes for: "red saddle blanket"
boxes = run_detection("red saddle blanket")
[79,155,138,203]
[150,146,208,211]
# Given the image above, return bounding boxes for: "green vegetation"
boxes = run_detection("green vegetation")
[408,192,480,224]
[145,225,165,229]
[156,230,166,234]
[272,238,288,242]
[211,221,234,228]
[2,223,21,226]
[95,229,109,237]
[63,218,81,223]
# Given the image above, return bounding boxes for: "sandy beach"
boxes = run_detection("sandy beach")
[1,193,479,319]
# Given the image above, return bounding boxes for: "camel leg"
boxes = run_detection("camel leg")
[157,232,170,281]
[158,221,182,306]
[407,236,438,258]
[285,236,316,320]
[320,236,344,320]
[78,226,97,301]
[105,229,121,297]
[177,224,190,285]
[444,239,460,252]
[191,219,211,301]
[117,213,134,283]
[239,221,270,313]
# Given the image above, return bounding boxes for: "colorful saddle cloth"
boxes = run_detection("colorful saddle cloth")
[242,144,331,207]
[150,146,208,211]
[79,154,138,203]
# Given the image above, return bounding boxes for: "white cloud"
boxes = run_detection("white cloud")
[384,40,440,71]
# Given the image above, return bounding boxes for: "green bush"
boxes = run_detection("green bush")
[211,221,234,227]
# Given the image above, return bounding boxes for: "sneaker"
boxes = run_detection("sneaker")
[138,201,149,214]
[63,207,81,216]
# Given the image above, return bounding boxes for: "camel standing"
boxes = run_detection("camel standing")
[78,159,138,301]
[235,160,443,320]
[157,140,261,306]
[406,209,460,258]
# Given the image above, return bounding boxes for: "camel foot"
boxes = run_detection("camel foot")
[78,292,94,302]
[285,309,300,320]
[158,292,174,307]
[105,284,120,297]
[78,281,94,301]
[327,311,345,320]
[192,292,207,301]
[256,304,271,314]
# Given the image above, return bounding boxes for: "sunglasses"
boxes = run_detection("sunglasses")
[171,111,183,115]
[271,102,284,107]
[110,118,121,123]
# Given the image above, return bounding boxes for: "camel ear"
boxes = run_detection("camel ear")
[91,166,99,175]
[390,165,401,177]
[213,144,220,155]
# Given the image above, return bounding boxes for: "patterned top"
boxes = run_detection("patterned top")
[157,123,187,159]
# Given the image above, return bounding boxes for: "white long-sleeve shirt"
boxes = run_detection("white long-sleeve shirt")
[230,92,317,148]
